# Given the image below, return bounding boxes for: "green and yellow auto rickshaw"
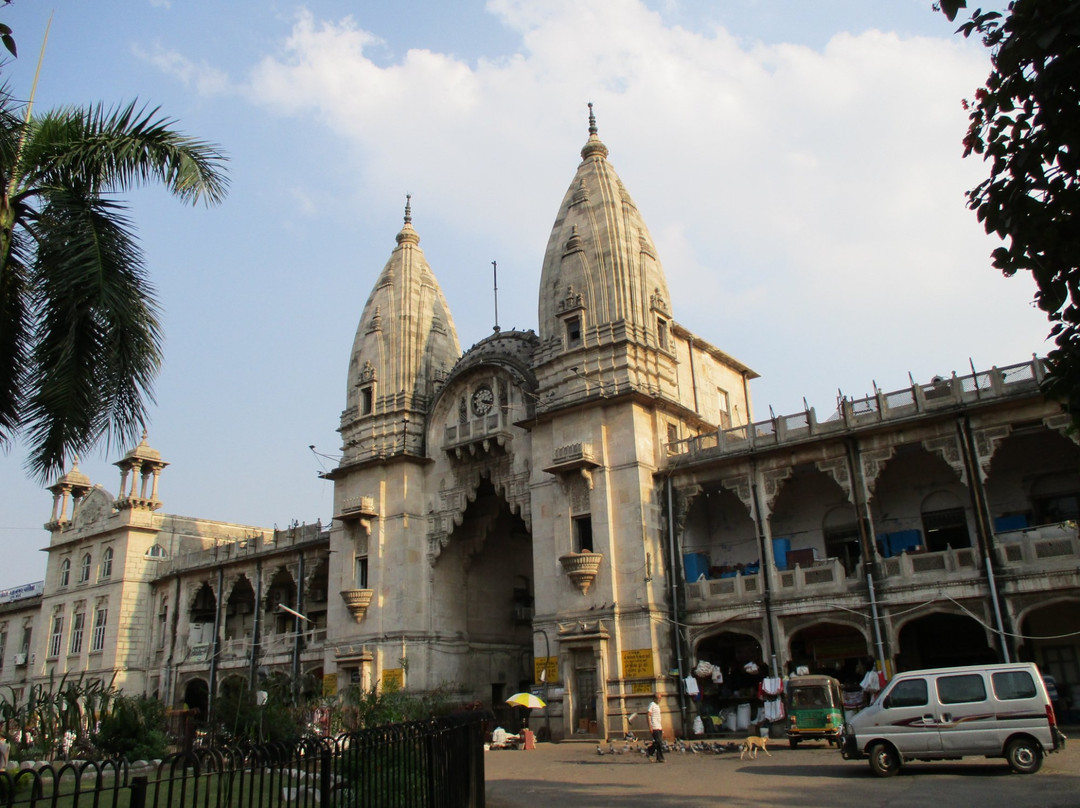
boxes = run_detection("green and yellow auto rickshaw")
[785,675,845,748]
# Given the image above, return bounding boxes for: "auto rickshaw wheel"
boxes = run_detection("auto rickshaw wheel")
[788,738,799,748]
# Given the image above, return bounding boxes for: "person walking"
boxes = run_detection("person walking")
[647,692,665,762]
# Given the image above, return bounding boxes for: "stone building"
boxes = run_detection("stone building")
[320,113,1080,739]
[3,435,329,721]
[5,111,1078,741]
[665,358,1080,731]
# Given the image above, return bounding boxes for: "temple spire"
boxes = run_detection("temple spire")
[396,193,419,246]
[581,101,609,161]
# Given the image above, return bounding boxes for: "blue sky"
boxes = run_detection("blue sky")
[0,0,1043,588]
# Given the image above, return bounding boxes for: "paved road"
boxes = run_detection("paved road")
[485,735,1079,808]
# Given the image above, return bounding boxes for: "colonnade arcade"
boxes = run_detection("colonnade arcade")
[673,418,1080,677]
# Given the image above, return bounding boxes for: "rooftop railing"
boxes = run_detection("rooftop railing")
[668,357,1047,461]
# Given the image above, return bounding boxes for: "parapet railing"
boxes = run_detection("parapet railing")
[669,357,1047,461]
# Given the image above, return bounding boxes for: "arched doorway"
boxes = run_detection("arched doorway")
[693,630,765,723]
[896,612,997,671]
[788,622,871,686]
[225,576,255,641]
[432,477,533,711]
[182,678,209,717]
[1018,598,1080,719]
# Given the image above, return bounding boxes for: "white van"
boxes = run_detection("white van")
[840,662,1066,776]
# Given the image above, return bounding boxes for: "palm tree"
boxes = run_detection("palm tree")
[0,85,228,480]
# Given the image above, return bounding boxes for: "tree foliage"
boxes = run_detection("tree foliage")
[0,87,227,479]
[0,1,16,59]
[938,1,1080,416]
[93,695,169,761]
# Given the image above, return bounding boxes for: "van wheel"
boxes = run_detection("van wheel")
[1006,738,1042,774]
[868,742,901,777]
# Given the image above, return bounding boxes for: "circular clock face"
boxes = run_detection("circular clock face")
[471,385,494,416]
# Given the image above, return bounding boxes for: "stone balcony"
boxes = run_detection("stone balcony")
[443,409,514,458]
[684,526,1079,609]
[879,545,978,580]
[995,522,1079,570]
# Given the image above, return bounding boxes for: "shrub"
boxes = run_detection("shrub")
[93,696,168,760]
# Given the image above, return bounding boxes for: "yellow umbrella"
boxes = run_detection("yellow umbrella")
[506,692,546,709]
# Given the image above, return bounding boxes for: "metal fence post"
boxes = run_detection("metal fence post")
[129,776,148,808]
[319,747,332,807]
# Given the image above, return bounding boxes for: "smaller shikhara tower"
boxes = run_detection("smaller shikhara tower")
[325,109,755,740]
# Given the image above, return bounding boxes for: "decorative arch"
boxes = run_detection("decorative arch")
[893,607,998,670]
[1012,594,1080,634]
[429,459,531,564]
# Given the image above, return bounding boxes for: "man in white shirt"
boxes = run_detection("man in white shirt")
[647,692,665,762]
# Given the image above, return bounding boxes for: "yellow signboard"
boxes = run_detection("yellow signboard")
[534,656,558,684]
[382,668,404,690]
[622,648,655,679]
[631,682,653,694]
[322,674,338,697]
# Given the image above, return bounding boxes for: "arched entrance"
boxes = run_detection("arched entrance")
[692,630,765,724]
[1018,598,1080,719]
[432,476,533,714]
[182,678,209,717]
[896,612,997,671]
[788,622,871,686]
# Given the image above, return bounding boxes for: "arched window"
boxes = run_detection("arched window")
[145,544,167,559]
[59,558,71,587]
[79,553,92,583]
[91,605,108,652]
[99,547,114,580]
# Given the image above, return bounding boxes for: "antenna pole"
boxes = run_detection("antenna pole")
[492,260,500,332]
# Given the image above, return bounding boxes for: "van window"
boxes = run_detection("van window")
[887,678,928,708]
[938,673,987,704]
[992,670,1037,700]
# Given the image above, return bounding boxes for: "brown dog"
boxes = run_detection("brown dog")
[739,735,771,760]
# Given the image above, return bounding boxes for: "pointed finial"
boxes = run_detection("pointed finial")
[396,193,420,245]
[581,101,609,161]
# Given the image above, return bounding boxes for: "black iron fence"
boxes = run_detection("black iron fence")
[0,712,486,808]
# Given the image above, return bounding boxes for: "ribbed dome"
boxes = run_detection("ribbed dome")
[538,107,672,344]
[344,199,460,420]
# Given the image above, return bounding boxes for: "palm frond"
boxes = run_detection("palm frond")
[23,189,162,479]
[17,100,229,206]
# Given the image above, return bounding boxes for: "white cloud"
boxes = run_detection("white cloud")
[134,44,232,95]
[240,0,1047,413]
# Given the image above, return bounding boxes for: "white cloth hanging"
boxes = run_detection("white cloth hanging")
[763,698,785,722]
[860,670,882,693]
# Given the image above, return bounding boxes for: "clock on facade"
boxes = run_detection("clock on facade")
[471,385,494,416]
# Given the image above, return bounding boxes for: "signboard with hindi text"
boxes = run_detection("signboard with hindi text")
[621,648,655,679]
[534,656,558,684]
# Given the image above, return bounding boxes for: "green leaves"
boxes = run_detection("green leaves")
[0,88,228,480]
[942,0,1080,420]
